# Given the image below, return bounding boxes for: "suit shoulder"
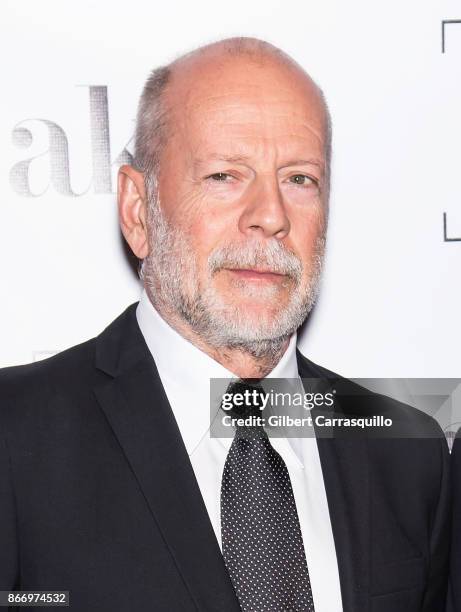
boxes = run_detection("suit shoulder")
[0,337,97,422]
[0,336,95,384]
[0,302,139,429]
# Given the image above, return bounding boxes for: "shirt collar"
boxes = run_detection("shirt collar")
[136,289,299,454]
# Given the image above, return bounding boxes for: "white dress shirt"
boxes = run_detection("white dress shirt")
[136,289,343,612]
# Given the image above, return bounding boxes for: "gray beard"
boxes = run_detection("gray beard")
[141,197,325,360]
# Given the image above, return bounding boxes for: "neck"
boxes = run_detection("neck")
[149,296,291,379]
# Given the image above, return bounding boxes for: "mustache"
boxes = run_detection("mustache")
[208,239,303,281]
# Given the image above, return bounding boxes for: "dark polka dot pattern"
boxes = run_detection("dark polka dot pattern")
[221,382,315,612]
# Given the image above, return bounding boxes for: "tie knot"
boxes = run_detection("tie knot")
[222,379,267,420]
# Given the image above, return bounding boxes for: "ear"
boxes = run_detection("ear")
[117,165,149,259]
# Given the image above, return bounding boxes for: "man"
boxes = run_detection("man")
[0,37,450,611]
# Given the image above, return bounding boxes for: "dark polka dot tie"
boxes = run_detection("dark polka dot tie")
[220,380,315,612]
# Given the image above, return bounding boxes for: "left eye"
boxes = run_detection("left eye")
[207,172,233,181]
[289,174,314,186]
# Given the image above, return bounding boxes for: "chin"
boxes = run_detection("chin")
[221,297,286,318]
[216,277,290,299]
[224,307,291,335]
[222,289,291,309]
[189,285,304,344]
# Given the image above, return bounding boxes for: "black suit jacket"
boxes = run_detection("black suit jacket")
[0,303,450,611]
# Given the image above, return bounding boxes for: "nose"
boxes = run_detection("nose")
[238,175,290,240]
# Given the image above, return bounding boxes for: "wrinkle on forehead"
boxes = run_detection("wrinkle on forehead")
[166,100,326,174]
[169,88,326,151]
[190,94,322,134]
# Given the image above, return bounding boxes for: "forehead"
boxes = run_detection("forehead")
[165,55,327,156]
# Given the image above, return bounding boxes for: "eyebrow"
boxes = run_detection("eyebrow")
[194,155,324,169]
[194,154,251,165]
[280,159,324,169]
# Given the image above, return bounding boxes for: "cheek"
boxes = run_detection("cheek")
[161,176,238,231]
[162,190,202,228]
[181,204,239,252]
[291,203,325,244]
[289,207,326,271]
[179,217,230,276]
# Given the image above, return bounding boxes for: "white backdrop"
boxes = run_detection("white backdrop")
[1,0,460,377]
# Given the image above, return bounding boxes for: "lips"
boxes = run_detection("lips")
[225,268,286,281]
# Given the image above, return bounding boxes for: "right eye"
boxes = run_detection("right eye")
[206,172,234,182]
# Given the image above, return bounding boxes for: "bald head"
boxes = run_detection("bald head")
[134,37,331,199]
[170,36,318,80]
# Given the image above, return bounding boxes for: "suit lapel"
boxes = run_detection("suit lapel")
[297,350,370,612]
[93,304,240,612]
